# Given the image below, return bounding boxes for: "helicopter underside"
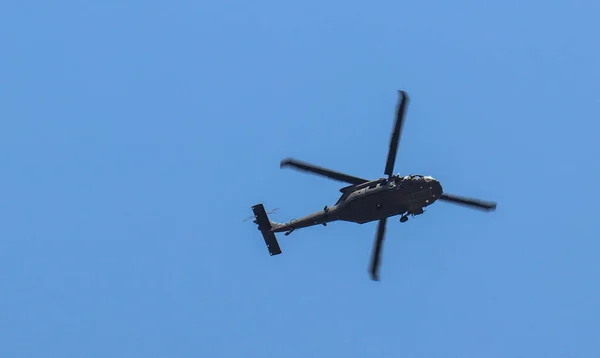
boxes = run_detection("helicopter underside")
[335,179,443,224]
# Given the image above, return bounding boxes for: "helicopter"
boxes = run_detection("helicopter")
[250,90,497,281]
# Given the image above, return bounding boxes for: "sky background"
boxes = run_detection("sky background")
[1,0,599,357]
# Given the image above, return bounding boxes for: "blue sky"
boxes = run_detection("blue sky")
[1,0,599,357]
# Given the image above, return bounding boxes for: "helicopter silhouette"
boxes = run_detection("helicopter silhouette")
[250,90,497,281]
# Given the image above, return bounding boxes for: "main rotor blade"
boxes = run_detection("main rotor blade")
[384,90,410,177]
[369,217,388,281]
[438,193,497,211]
[280,158,369,185]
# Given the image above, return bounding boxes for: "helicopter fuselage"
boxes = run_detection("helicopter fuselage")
[271,175,443,234]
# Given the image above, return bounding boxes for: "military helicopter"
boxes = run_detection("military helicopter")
[250,90,497,281]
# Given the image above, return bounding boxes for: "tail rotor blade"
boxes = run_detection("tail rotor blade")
[243,208,279,222]
[384,90,409,177]
[281,158,368,185]
[438,193,497,211]
[369,217,388,281]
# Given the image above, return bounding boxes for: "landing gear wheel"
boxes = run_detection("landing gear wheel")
[400,215,408,223]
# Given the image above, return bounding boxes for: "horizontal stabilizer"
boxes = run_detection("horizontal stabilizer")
[252,204,282,256]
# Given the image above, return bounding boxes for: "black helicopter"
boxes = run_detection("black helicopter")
[250,90,497,281]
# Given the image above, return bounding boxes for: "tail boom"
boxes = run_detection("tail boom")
[251,204,283,256]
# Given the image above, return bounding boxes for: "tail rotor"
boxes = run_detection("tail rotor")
[242,207,279,222]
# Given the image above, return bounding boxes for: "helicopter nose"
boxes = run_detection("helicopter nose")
[424,177,443,197]
[432,180,443,197]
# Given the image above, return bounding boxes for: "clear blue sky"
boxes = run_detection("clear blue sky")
[1,0,599,357]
